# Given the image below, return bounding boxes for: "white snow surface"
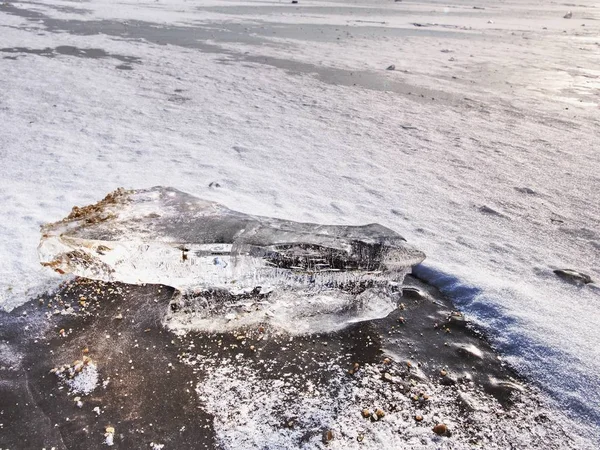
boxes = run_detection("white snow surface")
[64,363,100,395]
[0,0,599,445]
[191,350,579,449]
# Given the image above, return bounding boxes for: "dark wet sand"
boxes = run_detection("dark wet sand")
[0,274,566,449]
[0,282,215,449]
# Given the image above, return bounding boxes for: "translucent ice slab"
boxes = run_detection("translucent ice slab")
[39,187,426,293]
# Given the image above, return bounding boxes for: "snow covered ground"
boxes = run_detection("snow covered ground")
[1,0,599,445]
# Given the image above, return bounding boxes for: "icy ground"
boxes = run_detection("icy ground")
[0,278,581,449]
[0,0,599,445]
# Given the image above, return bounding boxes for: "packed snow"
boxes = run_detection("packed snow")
[1,0,599,446]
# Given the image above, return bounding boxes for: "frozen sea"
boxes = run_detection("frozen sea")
[0,0,599,446]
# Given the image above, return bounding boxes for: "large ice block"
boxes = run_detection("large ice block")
[39,187,425,294]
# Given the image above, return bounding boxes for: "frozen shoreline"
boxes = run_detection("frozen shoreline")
[0,276,581,449]
[1,0,599,445]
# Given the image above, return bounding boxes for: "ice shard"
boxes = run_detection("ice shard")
[39,187,425,291]
[39,187,425,331]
